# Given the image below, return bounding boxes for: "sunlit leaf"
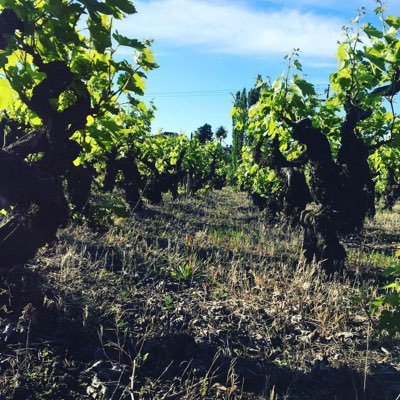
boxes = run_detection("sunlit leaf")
[0,79,15,110]
[113,32,145,50]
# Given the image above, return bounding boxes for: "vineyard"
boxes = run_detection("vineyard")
[0,1,400,399]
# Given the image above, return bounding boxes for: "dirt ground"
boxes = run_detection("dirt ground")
[0,188,399,399]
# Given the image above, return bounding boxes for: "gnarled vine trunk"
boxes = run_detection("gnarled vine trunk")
[0,151,68,268]
[118,154,144,210]
[103,148,188,208]
[103,150,144,210]
[252,137,311,225]
[382,168,400,210]
[65,165,93,215]
[0,8,92,268]
[291,112,375,273]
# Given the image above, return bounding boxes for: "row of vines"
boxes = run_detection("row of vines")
[230,4,400,331]
[0,0,228,269]
[1,0,399,291]
[233,6,400,271]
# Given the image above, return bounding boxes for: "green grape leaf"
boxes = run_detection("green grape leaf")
[88,16,112,52]
[0,79,15,110]
[385,16,400,29]
[292,76,316,96]
[363,23,384,39]
[293,59,303,71]
[78,0,113,15]
[337,43,348,62]
[106,0,136,14]
[364,52,386,71]
[113,32,145,50]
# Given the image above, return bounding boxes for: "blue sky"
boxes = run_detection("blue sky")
[116,0,400,141]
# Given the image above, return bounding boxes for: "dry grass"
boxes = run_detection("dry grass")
[0,188,399,399]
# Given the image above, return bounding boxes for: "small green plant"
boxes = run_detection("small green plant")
[352,250,400,269]
[135,352,149,367]
[116,319,130,331]
[38,347,51,362]
[200,378,209,397]
[160,231,169,239]
[164,294,174,311]
[211,283,229,299]
[371,262,400,335]
[209,228,247,247]
[92,196,130,222]
[170,263,194,281]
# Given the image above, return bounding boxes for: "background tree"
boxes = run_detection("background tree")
[231,89,248,172]
[215,126,228,144]
[194,123,213,143]
[248,75,263,106]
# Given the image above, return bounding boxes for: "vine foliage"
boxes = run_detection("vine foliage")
[234,7,400,273]
[0,0,157,267]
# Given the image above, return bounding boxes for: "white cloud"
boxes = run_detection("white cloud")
[265,0,360,10]
[265,0,400,13]
[305,61,338,69]
[115,0,345,58]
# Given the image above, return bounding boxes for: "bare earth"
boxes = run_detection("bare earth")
[0,188,399,399]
